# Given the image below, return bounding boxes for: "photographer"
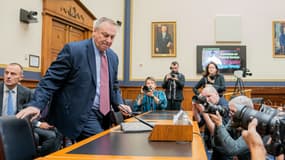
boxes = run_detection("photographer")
[133,77,167,112]
[162,61,185,110]
[192,85,230,160]
[209,96,252,160]
[193,62,226,97]
[209,96,284,160]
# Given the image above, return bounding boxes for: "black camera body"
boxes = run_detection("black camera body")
[242,68,252,77]
[192,95,227,117]
[170,72,178,79]
[232,104,285,156]
[142,86,152,93]
[209,75,215,80]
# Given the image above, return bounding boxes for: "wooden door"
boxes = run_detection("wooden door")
[45,20,86,71]
[49,20,68,66]
[41,0,96,75]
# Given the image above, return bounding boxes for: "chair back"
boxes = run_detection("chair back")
[124,99,135,110]
[0,116,37,160]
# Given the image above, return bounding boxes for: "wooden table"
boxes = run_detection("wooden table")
[36,111,207,160]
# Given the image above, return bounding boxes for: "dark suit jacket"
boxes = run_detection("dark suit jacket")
[0,82,33,115]
[162,72,185,101]
[26,39,124,139]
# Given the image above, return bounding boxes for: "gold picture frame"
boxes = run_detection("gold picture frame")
[151,21,176,57]
[273,21,285,58]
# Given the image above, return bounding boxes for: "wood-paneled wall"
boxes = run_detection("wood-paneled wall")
[121,86,285,111]
[2,77,284,110]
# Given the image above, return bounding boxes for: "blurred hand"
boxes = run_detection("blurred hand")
[140,86,144,94]
[145,89,154,97]
[16,106,40,121]
[196,104,205,113]
[166,74,172,80]
[119,104,132,117]
[242,118,266,160]
[39,122,54,130]
[209,111,223,126]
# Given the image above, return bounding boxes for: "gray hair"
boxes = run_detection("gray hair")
[202,85,218,95]
[229,95,253,108]
[94,17,117,29]
[7,63,24,75]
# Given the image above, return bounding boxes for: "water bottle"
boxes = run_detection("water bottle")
[181,111,189,125]
[174,110,189,125]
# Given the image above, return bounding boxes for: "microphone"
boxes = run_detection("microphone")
[119,105,154,128]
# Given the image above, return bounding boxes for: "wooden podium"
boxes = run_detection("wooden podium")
[148,124,193,142]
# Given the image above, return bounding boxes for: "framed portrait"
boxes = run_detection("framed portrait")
[273,21,285,58]
[151,21,176,57]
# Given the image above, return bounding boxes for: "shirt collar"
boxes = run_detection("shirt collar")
[92,38,106,56]
[4,85,17,93]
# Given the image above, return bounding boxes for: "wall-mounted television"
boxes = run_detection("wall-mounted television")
[196,45,246,74]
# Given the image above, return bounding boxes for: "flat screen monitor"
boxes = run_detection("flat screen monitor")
[196,45,246,74]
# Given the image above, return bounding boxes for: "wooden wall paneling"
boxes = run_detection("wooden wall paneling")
[120,86,285,111]
[69,25,85,42]
[20,79,39,89]
[41,14,53,75]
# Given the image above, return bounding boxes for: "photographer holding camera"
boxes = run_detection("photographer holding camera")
[209,96,284,160]
[193,62,226,98]
[192,85,230,160]
[162,61,185,110]
[208,96,253,159]
[133,76,167,112]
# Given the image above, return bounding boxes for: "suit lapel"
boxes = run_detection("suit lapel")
[86,39,97,86]
[106,50,112,85]
[0,83,4,115]
[16,85,23,112]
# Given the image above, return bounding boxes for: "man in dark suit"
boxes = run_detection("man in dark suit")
[0,63,61,156]
[162,61,185,110]
[0,63,32,115]
[17,17,132,142]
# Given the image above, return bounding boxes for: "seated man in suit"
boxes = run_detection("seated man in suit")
[0,63,61,156]
[0,63,33,115]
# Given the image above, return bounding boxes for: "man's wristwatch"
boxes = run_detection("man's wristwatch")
[36,121,42,127]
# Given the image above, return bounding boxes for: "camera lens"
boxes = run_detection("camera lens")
[209,75,215,80]
[143,86,151,92]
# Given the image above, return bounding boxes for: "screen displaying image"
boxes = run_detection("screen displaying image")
[197,45,246,74]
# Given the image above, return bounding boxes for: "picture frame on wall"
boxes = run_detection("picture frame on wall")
[151,21,176,57]
[29,55,40,68]
[273,21,285,58]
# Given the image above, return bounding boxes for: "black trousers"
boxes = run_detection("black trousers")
[34,127,62,157]
[167,100,182,110]
[76,109,112,142]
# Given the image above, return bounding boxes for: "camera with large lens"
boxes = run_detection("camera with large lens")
[142,85,152,93]
[192,95,227,117]
[232,104,285,156]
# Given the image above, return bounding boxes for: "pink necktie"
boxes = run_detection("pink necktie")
[100,54,110,115]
